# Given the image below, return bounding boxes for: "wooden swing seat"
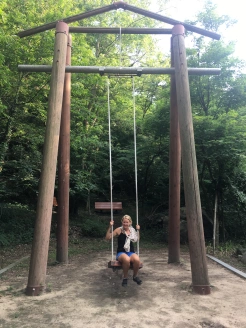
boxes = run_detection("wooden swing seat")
[108,260,143,271]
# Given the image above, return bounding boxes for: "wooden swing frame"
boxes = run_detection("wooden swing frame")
[19,1,221,295]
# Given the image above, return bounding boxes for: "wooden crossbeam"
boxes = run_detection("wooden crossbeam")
[18,65,221,76]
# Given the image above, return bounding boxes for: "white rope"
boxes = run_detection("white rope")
[107,78,114,261]
[108,24,140,260]
[119,26,122,67]
[132,77,139,256]
[107,25,122,262]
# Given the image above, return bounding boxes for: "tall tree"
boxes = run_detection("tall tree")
[185,0,246,240]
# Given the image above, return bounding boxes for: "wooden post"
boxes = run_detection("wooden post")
[172,24,210,295]
[57,34,72,263]
[168,36,181,263]
[26,22,68,296]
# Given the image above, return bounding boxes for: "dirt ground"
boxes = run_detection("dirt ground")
[0,248,246,328]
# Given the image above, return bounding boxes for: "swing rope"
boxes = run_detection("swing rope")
[107,24,140,263]
[132,77,140,256]
[119,26,122,67]
[107,24,123,262]
[107,78,114,261]
[107,76,140,260]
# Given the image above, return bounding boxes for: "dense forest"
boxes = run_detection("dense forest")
[1,0,246,245]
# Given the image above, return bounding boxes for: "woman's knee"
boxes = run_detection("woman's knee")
[130,254,140,262]
[119,254,131,264]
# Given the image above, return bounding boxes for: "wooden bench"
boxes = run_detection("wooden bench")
[52,197,58,212]
[53,197,58,207]
[95,202,122,213]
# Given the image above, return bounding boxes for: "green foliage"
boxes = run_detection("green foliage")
[79,218,108,238]
[183,1,246,241]
[195,0,236,32]
[1,0,246,246]
[0,204,35,246]
[207,240,246,257]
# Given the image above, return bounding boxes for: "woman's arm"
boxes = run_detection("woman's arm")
[105,221,120,240]
[136,225,140,241]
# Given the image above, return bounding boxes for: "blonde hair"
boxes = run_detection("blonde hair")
[121,214,132,225]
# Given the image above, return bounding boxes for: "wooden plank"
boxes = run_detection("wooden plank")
[207,255,246,279]
[108,260,143,269]
[95,202,122,210]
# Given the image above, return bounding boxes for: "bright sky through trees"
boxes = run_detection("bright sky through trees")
[148,0,244,61]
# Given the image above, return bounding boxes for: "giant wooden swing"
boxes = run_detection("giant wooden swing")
[105,74,143,271]
[17,1,221,296]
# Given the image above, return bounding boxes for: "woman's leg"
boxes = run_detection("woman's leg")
[130,253,140,277]
[130,254,142,284]
[118,253,130,279]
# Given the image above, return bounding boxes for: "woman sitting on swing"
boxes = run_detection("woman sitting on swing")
[105,214,142,287]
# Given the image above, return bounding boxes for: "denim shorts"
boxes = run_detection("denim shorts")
[116,251,135,260]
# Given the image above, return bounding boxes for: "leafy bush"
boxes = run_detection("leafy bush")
[80,218,108,238]
[0,204,35,246]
